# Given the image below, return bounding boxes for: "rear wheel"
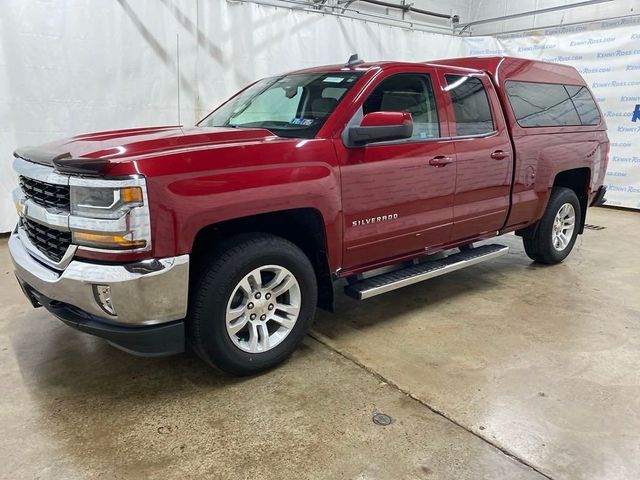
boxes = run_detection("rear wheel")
[523,187,581,264]
[189,233,317,375]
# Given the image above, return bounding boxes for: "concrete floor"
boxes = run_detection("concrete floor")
[0,206,638,480]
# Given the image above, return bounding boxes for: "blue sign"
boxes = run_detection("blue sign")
[633,104,640,122]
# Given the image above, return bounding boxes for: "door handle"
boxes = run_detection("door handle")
[490,150,510,160]
[429,156,454,167]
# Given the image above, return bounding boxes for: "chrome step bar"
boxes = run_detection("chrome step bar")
[344,244,509,300]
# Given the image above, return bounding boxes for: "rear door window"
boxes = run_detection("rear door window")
[445,75,495,136]
[505,81,582,127]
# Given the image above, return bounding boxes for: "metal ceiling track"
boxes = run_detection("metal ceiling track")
[338,0,452,20]
[231,0,620,38]
[456,0,615,35]
[491,12,640,37]
[230,0,456,35]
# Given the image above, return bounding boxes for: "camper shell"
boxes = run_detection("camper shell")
[433,56,607,135]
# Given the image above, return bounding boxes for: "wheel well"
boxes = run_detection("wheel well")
[191,209,334,311]
[553,168,590,234]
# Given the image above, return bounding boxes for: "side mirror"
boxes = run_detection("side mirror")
[347,111,413,146]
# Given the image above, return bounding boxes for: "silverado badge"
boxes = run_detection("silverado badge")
[352,214,399,227]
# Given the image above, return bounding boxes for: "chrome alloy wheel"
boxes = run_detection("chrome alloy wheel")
[225,265,301,353]
[552,203,576,251]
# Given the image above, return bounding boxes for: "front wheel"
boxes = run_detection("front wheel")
[523,187,581,264]
[188,233,317,375]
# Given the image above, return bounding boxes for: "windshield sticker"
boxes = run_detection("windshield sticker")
[323,77,345,83]
[290,118,315,126]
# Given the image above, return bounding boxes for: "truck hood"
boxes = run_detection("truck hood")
[14,126,277,176]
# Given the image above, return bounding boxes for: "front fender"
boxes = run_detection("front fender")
[142,138,343,270]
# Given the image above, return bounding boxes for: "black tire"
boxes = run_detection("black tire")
[523,187,581,265]
[188,233,317,376]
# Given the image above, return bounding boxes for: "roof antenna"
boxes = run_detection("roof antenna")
[346,54,365,68]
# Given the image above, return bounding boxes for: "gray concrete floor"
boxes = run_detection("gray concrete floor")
[0,206,638,480]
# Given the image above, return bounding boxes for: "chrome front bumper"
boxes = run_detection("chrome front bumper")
[9,229,189,326]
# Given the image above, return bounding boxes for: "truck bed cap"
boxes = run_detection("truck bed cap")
[431,56,587,86]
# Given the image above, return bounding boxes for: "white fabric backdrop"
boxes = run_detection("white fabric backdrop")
[0,0,464,232]
[463,19,640,210]
[1,1,638,233]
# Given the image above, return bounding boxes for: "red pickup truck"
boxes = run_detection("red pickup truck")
[10,56,608,375]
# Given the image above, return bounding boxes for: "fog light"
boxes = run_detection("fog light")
[93,284,116,316]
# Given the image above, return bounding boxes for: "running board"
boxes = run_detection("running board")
[344,244,509,300]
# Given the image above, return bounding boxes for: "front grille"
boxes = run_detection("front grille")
[22,218,71,263]
[19,176,70,211]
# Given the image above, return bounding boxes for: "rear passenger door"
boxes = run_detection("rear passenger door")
[438,70,513,241]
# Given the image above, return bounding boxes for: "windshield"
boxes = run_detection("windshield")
[198,72,363,139]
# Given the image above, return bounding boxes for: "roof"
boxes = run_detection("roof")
[288,60,480,76]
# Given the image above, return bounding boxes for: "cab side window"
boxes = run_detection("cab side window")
[363,74,440,140]
[445,75,495,136]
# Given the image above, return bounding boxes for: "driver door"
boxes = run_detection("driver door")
[335,67,457,271]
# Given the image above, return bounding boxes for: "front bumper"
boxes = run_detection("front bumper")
[9,229,189,356]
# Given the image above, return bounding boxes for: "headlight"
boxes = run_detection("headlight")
[69,179,151,251]
[70,186,143,219]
